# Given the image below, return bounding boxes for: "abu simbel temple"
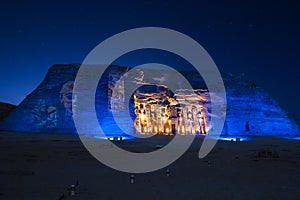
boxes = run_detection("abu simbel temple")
[0,64,299,137]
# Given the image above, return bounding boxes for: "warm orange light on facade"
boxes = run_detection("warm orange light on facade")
[133,88,209,135]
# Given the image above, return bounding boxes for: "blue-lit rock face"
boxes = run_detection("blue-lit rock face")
[0,64,299,136]
[223,75,299,136]
[0,64,79,133]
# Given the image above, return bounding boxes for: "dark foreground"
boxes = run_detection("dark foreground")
[0,131,299,200]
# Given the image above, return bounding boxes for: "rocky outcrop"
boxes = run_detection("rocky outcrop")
[0,102,16,121]
[0,64,298,136]
[0,65,78,133]
[223,74,299,136]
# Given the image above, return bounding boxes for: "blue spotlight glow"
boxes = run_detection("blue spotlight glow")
[93,136,133,140]
[279,136,300,141]
[209,136,251,142]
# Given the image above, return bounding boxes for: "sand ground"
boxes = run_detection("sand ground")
[0,131,299,200]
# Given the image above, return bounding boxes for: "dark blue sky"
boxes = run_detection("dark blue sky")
[0,0,299,119]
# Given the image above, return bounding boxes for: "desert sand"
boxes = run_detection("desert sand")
[0,131,299,200]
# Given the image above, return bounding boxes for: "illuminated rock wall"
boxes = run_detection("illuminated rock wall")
[0,64,299,136]
[223,74,299,136]
[0,64,79,133]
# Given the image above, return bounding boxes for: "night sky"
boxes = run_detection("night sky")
[0,1,299,119]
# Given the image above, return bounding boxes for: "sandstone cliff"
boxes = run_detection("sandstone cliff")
[0,102,16,121]
[0,64,298,136]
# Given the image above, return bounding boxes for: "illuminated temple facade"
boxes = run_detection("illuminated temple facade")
[132,87,208,135]
[0,64,299,136]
